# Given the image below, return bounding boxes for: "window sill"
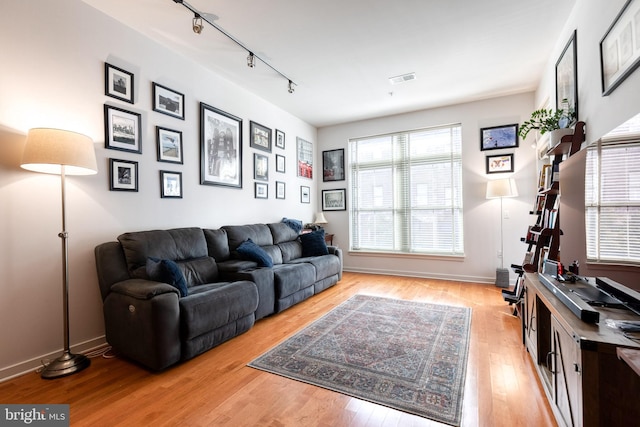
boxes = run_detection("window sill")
[348,250,465,262]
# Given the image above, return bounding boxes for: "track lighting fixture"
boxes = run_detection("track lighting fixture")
[247,52,255,68]
[192,14,203,34]
[288,80,295,94]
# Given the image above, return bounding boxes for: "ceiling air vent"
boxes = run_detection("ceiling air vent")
[389,72,416,85]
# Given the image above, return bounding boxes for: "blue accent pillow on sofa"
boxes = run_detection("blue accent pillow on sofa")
[300,229,329,257]
[281,217,303,233]
[146,257,189,297]
[237,238,273,267]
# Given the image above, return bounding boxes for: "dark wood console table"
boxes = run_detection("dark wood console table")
[523,273,640,427]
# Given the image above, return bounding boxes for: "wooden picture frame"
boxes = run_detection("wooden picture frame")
[104,62,134,104]
[300,186,310,204]
[486,153,514,174]
[556,30,578,120]
[250,121,272,153]
[104,104,142,153]
[152,82,185,120]
[322,189,347,211]
[297,137,313,179]
[276,181,286,199]
[254,153,269,181]
[200,102,242,188]
[480,124,519,151]
[255,182,268,199]
[156,126,183,164]
[276,154,286,173]
[275,129,285,149]
[323,148,345,182]
[160,170,182,198]
[109,158,138,192]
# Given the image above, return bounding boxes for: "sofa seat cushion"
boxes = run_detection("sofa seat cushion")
[217,259,259,273]
[177,256,219,287]
[289,255,341,281]
[272,263,315,299]
[179,281,258,341]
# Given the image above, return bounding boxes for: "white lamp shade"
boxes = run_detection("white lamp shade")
[314,212,328,224]
[486,178,518,199]
[21,128,98,175]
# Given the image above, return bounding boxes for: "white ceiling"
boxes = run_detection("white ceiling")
[83,0,576,128]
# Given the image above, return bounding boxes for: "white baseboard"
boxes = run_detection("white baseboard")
[343,266,500,285]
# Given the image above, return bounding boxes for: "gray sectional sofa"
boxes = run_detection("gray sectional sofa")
[94,222,342,371]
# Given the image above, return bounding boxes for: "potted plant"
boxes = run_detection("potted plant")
[519,99,576,144]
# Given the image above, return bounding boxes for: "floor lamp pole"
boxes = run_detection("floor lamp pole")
[500,196,504,269]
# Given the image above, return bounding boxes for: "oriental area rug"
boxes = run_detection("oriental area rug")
[248,294,471,426]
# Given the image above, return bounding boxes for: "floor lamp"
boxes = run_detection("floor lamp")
[21,128,98,379]
[486,178,518,288]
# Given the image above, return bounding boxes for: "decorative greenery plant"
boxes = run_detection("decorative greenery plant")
[519,100,576,140]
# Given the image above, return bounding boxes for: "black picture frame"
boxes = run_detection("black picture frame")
[250,121,272,152]
[276,181,286,199]
[104,62,134,104]
[486,153,514,174]
[104,104,142,153]
[322,148,345,182]
[480,124,519,151]
[255,182,268,199]
[275,129,285,149]
[322,189,347,211]
[600,0,640,95]
[160,170,182,198]
[156,126,183,164]
[200,102,242,188]
[254,153,269,181]
[297,137,313,179]
[556,30,578,120]
[300,186,310,203]
[276,154,286,173]
[109,158,138,192]
[152,82,185,120]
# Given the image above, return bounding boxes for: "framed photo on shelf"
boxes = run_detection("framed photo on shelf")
[152,82,185,120]
[109,158,138,192]
[156,126,183,164]
[300,186,310,204]
[104,62,134,104]
[322,189,347,211]
[275,129,285,149]
[276,181,286,199]
[250,121,272,152]
[104,104,142,153]
[200,102,242,188]
[322,148,345,182]
[297,137,313,178]
[556,30,578,120]
[254,153,269,181]
[486,153,514,174]
[160,170,182,198]
[480,124,519,151]
[600,0,640,95]
[255,182,268,199]
[276,154,286,173]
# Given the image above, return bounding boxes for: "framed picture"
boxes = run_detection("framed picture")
[480,124,518,151]
[297,137,313,178]
[300,186,310,204]
[104,104,142,153]
[250,121,272,152]
[556,30,578,120]
[255,182,268,199]
[104,62,134,104]
[600,0,640,95]
[156,126,183,164]
[200,102,242,188]
[323,148,345,182]
[276,154,286,173]
[276,181,286,199]
[486,153,514,174]
[254,153,269,181]
[275,129,285,149]
[160,170,182,198]
[152,82,185,120]
[322,189,347,211]
[109,158,138,192]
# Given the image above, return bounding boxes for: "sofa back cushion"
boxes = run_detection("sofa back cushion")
[269,222,299,244]
[223,224,273,250]
[203,228,230,261]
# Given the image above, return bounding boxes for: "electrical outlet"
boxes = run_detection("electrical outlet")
[504,210,510,219]
[497,250,502,258]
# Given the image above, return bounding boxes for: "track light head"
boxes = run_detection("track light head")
[247,52,255,68]
[192,14,203,34]
[288,80,295,94]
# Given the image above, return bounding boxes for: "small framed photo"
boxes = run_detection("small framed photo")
[480,124,519,151]
[255,182,268,199]
[160,170,182,198]
[276,181,286,199]
[250,121,272,152]
[152,82,185,120]
[156,126,183,164]
[322,189,347,211]
[105,63,134,104]
[254,153,269,181]
[486,153,514,174]
[323,148,345,182]
[276,154,286,173]
[104,104,142,153]
[200,102,242,188]
[275,129,285,149]
[300,186,310,204]
[109,158,138,192]
[297,137,313,179]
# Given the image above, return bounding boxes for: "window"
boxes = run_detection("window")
[349,124,463,255]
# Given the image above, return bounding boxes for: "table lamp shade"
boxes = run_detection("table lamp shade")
[486,178,518,199]
[314,212,328,224]
[21,128,97,175]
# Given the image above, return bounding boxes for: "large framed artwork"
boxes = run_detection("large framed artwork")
[200,102,242,188]
[322,149,345,182]
[104,62,134,104]
[480,124,518,151]
[600,0,640,95]
[250,121,272,153]
[297,137,313,178]
[556,30,578,120]
[152,82,185,120]
[104,104,142,153]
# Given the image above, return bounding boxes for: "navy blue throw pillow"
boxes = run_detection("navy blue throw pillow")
[281,217,303,233]
[237,238,273,267]
[300,229,329,257]
[146,257,188,297]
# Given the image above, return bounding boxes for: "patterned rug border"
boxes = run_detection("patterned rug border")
[248,294,472,426]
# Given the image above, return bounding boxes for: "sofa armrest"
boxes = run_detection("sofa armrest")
[110,279,179,300]
[327,246,343,280]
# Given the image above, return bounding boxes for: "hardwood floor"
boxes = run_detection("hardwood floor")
[0,273,556,426]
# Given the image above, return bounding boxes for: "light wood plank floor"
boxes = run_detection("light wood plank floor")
[0,272,556,426]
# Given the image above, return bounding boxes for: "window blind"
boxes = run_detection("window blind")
[349,124,463,255]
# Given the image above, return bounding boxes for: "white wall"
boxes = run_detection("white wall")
[0,0,317,378]
[318,94,537,282]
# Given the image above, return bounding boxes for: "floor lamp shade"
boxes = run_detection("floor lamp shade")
[20,128,97,379]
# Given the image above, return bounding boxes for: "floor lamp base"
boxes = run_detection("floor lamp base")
[41,351,90,379]
[495,268,510,288]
